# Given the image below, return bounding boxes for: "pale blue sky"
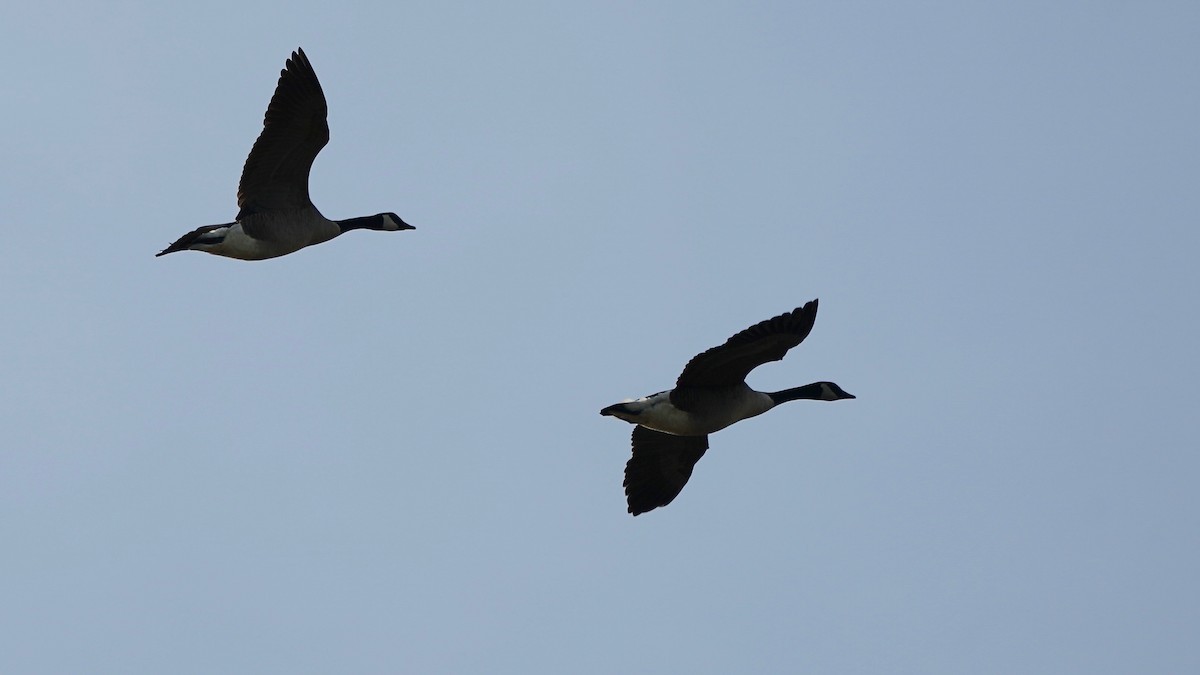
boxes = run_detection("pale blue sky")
[2,1,1197,673]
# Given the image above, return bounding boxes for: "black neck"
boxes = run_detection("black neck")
[768,382,825,404]
[336,214,384,232]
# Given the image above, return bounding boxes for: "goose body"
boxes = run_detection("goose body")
[601,300,854,515]
[603,385,775,437]
[157,49,413,260]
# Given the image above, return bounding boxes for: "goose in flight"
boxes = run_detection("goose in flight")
[157,48,413,260]
[601,300,854,515]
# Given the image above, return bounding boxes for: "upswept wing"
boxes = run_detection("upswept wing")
[236,49,330,220]
[674,300,819,390]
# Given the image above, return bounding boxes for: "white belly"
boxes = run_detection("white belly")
[206,223,276,259]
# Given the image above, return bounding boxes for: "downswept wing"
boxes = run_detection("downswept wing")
[236,48,330,222]
[623,426,709,516]
[673,301,819,400]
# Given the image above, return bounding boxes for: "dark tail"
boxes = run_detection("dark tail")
[600,403,629,417]
[156,223,231,257]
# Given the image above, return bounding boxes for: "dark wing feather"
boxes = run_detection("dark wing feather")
[236,49,329,220]
[623,426,709,516]
[674,300,819,390]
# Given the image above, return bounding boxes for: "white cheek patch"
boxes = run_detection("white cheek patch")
[820,383,837,401]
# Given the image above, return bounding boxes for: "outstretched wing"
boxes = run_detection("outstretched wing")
[623,426,709,516]
[675,300,819,390]
[236,48,330,220]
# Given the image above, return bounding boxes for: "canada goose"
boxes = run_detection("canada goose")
[157,49,414,260]
[601,300,854,515]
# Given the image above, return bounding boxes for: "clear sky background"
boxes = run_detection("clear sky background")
[2,1,1197,673]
